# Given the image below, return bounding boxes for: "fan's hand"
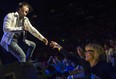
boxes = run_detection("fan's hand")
[49,41,62,50]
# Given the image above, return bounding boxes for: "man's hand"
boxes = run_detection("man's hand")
[49,41,62,51]
[42,38,48,45]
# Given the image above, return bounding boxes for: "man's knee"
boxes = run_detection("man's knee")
[25,40,36,48]
[30,42,36,48]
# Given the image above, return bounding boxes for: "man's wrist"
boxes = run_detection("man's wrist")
[42,38,46,42]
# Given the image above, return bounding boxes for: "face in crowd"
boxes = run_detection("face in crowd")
[84,43,104,63]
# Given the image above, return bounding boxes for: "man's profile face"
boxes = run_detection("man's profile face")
[19,5,29,17]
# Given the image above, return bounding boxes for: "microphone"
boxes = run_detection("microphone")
[22,18,27,41]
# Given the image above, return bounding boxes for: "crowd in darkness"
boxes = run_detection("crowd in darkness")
[32,38,116,79]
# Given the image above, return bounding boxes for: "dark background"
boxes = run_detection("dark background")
[0,0,116,62]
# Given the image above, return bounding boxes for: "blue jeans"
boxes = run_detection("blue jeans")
[8,39,36,62]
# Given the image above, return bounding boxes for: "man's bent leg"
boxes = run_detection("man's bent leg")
[8,41,26,62]
[24,40,36,61]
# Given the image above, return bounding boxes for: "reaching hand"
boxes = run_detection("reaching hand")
[49,41,62,50]
[42,38,48,45]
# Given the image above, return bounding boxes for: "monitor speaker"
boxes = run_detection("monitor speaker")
[3,62,38,79]
[0,65,5,79]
